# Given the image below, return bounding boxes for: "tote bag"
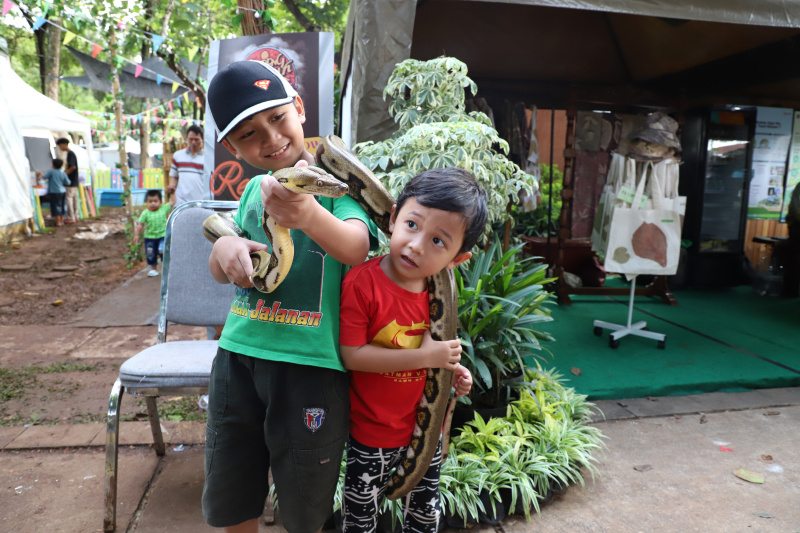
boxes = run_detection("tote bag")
[604,162,682,276]
[591,154,636,254]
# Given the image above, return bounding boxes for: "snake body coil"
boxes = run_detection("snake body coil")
[202,135,457,500]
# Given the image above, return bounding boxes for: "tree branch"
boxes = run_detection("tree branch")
[282,0,322,32]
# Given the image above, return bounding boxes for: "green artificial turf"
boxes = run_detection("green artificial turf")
[531,281,800,400]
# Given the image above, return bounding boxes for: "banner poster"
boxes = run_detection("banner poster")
[204,33,335,201]
[780,110,800,223]
[747,107,793,219]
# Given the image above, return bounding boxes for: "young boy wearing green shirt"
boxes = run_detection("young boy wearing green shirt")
[203,60,378,533]
[132,189,174,277]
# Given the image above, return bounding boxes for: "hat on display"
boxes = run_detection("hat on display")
[207,60,298,142]
[628,112,681,152]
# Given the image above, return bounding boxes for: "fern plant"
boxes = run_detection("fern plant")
[355,57,538,236]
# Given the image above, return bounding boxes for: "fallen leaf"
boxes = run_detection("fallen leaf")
[734,468,764,484]
[752,512,773,519]
[719,446,734,452]
[760,454,773,463]
[646,396,659,402]
[699,415,707,424]
[22,292,39,297]
[52,300,63,306]
[763,411,780,416]
[633,464,652,472]
[673,414,682,420]
[570,367,582,376]
[617,402,628,408]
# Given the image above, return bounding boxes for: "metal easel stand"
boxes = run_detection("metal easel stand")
[592,275,667,349]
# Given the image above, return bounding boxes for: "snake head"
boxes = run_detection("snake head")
[273,165,349,198]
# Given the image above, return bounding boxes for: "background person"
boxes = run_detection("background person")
[36,158,71,227]
[132,189,175,277]
[55,138,80,224]
[167,125,206,206]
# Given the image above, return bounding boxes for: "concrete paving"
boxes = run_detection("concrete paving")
[1,388,798,532]
[2,275,799,532]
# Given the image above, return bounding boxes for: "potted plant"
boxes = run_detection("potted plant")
[354,57,538,247]
[455,240,556,410]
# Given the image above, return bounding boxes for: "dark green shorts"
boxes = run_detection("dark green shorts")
[202,348,349,532]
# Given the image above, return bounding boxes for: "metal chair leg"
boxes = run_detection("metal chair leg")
[145,396,166,456]
[104,379,123,532]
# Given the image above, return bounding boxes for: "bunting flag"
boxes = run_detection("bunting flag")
[91,44,102,58]
[2,0,15,16]
[63,31,76,45]
[156,74,163,85]
[183,91,190,103]
[181,119,187,126]
[151,34,164,51]
[167,101,173,112]
[187,46,198,62]
[32,16,46,30]
[171,82,178,94]
[195,96,202,108]
[134,65,143,78]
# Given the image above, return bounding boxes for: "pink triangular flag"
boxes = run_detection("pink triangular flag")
[167,101,173,112]
[91,44,102,58]
[2,0,15,16]
[134,65,143,78]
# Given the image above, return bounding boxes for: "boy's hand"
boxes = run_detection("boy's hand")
[452,364,473,397]
[420,330,462,369]
[132,235,139,245]
[210,235,269,288]
[260,161,320,231]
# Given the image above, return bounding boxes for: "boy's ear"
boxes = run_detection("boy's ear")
[220,139,242,160]
[294,95,307,125]
[388,204,398,233]
[447,251,472,270]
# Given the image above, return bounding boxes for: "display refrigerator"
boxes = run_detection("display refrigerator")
[680,106,756,287]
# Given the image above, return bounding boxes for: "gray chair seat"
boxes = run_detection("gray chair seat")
[119,340,218,389]
[104,201,238,532]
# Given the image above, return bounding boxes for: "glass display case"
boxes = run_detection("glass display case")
[680,107,755,287]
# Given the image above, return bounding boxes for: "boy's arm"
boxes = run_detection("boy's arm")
[208,235,269,287]
[132,221,144,244]
[340,330,462,373]
[261,174,370,266]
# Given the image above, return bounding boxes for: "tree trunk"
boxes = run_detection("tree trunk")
[44,18,61,102]
[110,29,134,239]
[238,0,270,36]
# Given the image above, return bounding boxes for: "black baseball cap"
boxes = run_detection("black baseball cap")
[208,60,298,142]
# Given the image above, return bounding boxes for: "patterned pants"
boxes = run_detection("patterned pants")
[342,436,442,533]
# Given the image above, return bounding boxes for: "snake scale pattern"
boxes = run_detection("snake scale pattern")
[202,135,456,500]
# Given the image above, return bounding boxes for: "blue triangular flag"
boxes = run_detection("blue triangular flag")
[156,74,163,85]
[151,34,164,51]
[32,16,47,31]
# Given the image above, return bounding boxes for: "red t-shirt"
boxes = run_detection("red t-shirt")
[339,256,430,448]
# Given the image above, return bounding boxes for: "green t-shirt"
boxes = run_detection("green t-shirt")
[138,203,171,239]
[218,175,379,371]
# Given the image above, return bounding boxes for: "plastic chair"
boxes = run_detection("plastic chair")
[103,200,238,532]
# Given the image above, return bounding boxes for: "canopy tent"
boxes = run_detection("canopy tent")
[340,0,800,144]
[0,53,97,235]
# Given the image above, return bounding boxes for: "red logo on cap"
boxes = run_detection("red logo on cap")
[254,80,271,91]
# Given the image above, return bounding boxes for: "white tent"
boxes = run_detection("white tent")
[0,54,97,234]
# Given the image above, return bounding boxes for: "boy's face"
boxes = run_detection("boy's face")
[384,197,472,289]
[146,195,162,211]
[221,97,309,172]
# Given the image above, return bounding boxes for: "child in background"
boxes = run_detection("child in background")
[37,158,71,227]
[339,167,488,533]
[203,60,379,533]
[132,189,174,277]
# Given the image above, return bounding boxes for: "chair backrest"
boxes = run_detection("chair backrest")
[158,201,239,340]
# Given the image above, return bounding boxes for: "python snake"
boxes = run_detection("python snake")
[202,135,456,501]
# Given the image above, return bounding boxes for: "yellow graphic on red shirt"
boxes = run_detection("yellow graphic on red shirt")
[371,320,428,382]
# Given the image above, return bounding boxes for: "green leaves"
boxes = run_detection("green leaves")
[355,57,539,229]
[454,240,555,403]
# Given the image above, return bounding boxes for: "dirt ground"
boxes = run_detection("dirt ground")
[0,207,143,326]
[0,208,207,427]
